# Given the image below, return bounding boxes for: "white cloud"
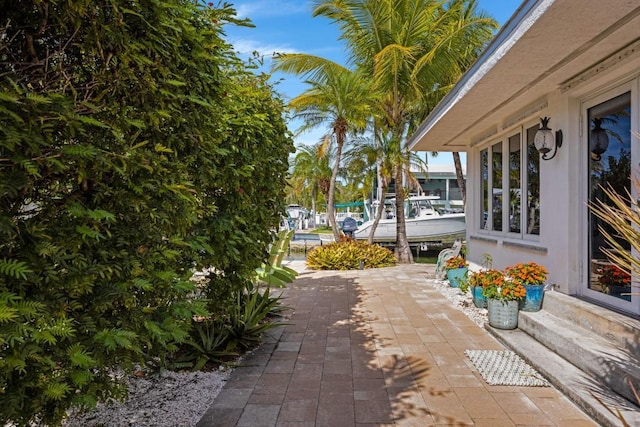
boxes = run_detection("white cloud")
[231,38,298,57]
[234,0,311,19]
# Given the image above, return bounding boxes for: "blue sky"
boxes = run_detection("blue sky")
[223,1,522,165]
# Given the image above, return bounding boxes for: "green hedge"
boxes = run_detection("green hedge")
[0,1,292,425]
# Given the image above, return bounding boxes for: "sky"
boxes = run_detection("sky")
[222,0,523,165]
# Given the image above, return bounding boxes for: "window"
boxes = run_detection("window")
[508,133,521,233]
[481,149,489,229]
[526,126,540,235]
[480,124,540,237]
[492,142,503,231]
[588,92,631,300]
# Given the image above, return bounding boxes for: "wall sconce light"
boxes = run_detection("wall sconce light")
[534,117,563,160]
[590,118,609,161]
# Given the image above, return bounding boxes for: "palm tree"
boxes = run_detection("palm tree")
[272,56,372,240]
[313,0,497,262]
[346,127,428,244]
[289,142,333,227]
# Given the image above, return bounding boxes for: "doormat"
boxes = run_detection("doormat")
[465,350,550,387]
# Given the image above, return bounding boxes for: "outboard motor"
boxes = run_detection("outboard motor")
[341,217,358,238]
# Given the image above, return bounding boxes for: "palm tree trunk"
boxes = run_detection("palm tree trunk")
[367,182,388,245]
[453,152,466,208]
[310,186,317,228]
[327,139,344,241]
[394,165,413,263]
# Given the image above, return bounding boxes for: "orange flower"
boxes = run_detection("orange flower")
[505,262,548,286]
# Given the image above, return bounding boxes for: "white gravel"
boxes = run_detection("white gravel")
[63,367,232,427]
[429,277,489,328]
[63,266,485,427]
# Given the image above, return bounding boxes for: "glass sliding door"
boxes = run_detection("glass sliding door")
[585,87,636,312]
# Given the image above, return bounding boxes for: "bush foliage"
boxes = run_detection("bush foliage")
[0,1,292,425]
[306,238,396,270]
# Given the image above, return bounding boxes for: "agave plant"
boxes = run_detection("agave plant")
[227,285,290,350]
[171,320,237,371]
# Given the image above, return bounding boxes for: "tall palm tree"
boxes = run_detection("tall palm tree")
[346,127,428,244]
[313,0,497,262]
[272,57,372,240]
[289,142,333,227]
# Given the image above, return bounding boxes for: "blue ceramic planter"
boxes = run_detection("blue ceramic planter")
[471,285,487,308]
[446,267,468,288]
[520,284,544,312]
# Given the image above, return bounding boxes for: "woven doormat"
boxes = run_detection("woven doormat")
[465,350,550,387]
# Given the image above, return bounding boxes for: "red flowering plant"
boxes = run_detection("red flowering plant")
[598,264,631,290]
[504,262,548,286]
[444,256,468,270]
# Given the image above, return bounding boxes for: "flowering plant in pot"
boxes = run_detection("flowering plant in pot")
[467,269,504,309]
[504,262,548,286]
[480,273,525,301]
[478,270,525,330]
[598,264,631,297]
[505,262,548,311]
[444,256,468,288]
[445,256,468,270]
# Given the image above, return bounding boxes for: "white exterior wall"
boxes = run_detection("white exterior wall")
[466,64,640,298]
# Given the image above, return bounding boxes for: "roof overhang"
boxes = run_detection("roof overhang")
[408,0,640,152]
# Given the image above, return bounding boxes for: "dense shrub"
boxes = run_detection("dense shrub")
[306,238,396,270]
[0,1,292,425]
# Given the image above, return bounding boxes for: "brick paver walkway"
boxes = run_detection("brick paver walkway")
[197,264,596,426]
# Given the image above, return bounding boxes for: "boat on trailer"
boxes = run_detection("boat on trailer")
[353,196,465,247]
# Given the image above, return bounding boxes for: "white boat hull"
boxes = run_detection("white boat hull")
[353,214,465,244]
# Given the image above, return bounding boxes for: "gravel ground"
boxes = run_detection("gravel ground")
[63,367,232,427]
[63,266,485,427]
[429,277,489,327]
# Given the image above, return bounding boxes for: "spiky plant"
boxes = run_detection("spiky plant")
[589,178,640,297]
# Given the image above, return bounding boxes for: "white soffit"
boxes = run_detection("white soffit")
[409,0,640,152]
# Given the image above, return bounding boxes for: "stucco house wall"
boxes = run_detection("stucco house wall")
[408,0,640,315]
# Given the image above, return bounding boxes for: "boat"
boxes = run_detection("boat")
[285,204,310,230]
[353,196,465,247]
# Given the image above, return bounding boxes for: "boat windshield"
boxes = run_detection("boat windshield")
[408,198,437,218]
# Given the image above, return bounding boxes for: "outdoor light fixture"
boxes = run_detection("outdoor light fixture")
[590,118,609,161]
[534,116,563,160]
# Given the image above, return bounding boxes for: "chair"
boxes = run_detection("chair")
[435,239,463,280]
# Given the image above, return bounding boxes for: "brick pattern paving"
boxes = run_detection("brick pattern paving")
[197,264,597,426]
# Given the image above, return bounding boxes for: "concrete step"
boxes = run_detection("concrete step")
[541,291,640,353]
[518,308,640,404]
[487,325,640,427]
[486,290,640,427]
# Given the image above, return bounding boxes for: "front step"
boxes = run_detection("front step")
[540,291,640,353]
[486,291,640,427]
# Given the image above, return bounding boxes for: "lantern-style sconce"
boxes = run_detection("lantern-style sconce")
[534,117,563,160]
[590,118,609,161]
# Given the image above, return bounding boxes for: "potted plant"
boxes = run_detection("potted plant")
[597,264,632,300]
[467,269,503,309]
[481,270,526,329]
[505,262,548,312]
[444,256,468,288]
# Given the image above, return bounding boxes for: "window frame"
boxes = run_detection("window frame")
[478,122,541,240]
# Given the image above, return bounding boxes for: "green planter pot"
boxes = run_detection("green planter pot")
[520,284,544,312]
[446,267,468,288]
[487,299,519,329]
[470,285,487,308]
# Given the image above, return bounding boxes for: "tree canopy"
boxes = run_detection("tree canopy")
[0,1,293,424]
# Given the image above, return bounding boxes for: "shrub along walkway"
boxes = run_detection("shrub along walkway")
[197,263,596,426]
